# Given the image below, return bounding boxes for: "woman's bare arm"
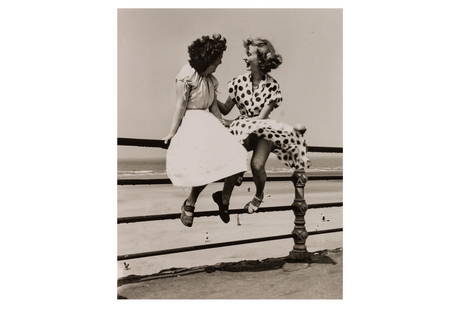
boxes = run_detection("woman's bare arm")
[162,81,188,143]
[216,96,236,115]
[209,100,222,119]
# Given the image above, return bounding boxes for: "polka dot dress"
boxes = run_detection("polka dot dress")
[228,73,310,170]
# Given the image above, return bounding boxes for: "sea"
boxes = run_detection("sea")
[118,152,342,179]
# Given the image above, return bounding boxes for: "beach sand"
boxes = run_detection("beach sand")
[118,180,342,278]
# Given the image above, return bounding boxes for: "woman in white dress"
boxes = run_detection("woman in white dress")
[163,34,247,227]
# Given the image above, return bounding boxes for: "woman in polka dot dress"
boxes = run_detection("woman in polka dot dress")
[212,38,310,214]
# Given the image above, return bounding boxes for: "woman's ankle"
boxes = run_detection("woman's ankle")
[221,194,230,206]
[186,198,196,207]
[249,194,263,208]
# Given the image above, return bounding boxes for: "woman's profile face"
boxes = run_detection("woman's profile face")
[245,45,259,64]
[245,44,270,70]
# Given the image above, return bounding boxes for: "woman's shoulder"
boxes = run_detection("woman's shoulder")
[266,74,280,86]
[229,72,249,85]
[208,74,219,88]
[175,64,198,84]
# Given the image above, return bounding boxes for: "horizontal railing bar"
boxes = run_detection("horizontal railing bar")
[118,138,169,149]
[309,228,343,235]
[118,202,343,224]
[117,228,342,261]
[118,137,342,153]
[118,175,342,185]
[307,146,343,153]
[117,235,291,261]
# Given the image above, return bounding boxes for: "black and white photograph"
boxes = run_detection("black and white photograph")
[4,0,465,308]
[117,8,343,299]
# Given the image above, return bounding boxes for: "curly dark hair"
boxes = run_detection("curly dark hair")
[188,34,227,74]
[243,38,282,74]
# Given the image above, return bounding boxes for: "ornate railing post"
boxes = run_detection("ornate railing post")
[288,124,310,261]
[289,169,309,261]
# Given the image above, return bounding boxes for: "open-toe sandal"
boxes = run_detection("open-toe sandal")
[243,196,263,214]
[212,191,230,223]
[180,200,195,227]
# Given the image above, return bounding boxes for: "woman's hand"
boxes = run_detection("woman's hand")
[257,103,274,120]
[216,97,236,115]
[162,132,175,144]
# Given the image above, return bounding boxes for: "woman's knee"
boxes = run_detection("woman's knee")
[251,157,266,173]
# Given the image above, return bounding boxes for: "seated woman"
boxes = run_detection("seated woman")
[214,37,310,214]
[163,34,247,227]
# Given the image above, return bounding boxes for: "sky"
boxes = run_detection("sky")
[118,9,342,159]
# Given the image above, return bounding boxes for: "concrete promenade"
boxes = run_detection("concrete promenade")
[118,248,342,299]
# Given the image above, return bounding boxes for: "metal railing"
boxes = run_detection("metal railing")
[118,137,343,262]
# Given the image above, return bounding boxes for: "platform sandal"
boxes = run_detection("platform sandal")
[180,200,195,227]
[243,196,263,214]
[212,191,230,223]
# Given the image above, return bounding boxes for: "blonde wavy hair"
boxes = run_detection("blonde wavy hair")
[243,38,283,74]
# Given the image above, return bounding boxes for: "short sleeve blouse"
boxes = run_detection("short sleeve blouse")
[176,64,218,110]
[227,73,283,118]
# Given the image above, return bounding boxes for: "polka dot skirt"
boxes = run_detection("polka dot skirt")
[227,73,310,171]
[229,118,310,170]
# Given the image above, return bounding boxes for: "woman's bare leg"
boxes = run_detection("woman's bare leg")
[222,173,240,205]
[250,138,273,202]
[186,185,207,206]
[221,134,255,205]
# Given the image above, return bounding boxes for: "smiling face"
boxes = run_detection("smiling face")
[244,40,272,72]
[244,45,259,70]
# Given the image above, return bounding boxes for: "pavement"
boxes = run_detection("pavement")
[117,248,342,299]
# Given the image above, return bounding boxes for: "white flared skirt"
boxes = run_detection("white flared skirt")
[166,110,248,187]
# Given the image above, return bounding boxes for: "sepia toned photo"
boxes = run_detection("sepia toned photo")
[117,8,342,299]
[5,0,465,307]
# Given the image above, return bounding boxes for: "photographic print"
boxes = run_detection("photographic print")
[117,8,342,299]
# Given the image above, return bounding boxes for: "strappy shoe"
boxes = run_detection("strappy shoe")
[212,191,230,223]
[243,196,263,214]
[180,200,195,227]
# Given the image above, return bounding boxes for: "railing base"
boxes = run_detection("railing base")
[287,250,313,263]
